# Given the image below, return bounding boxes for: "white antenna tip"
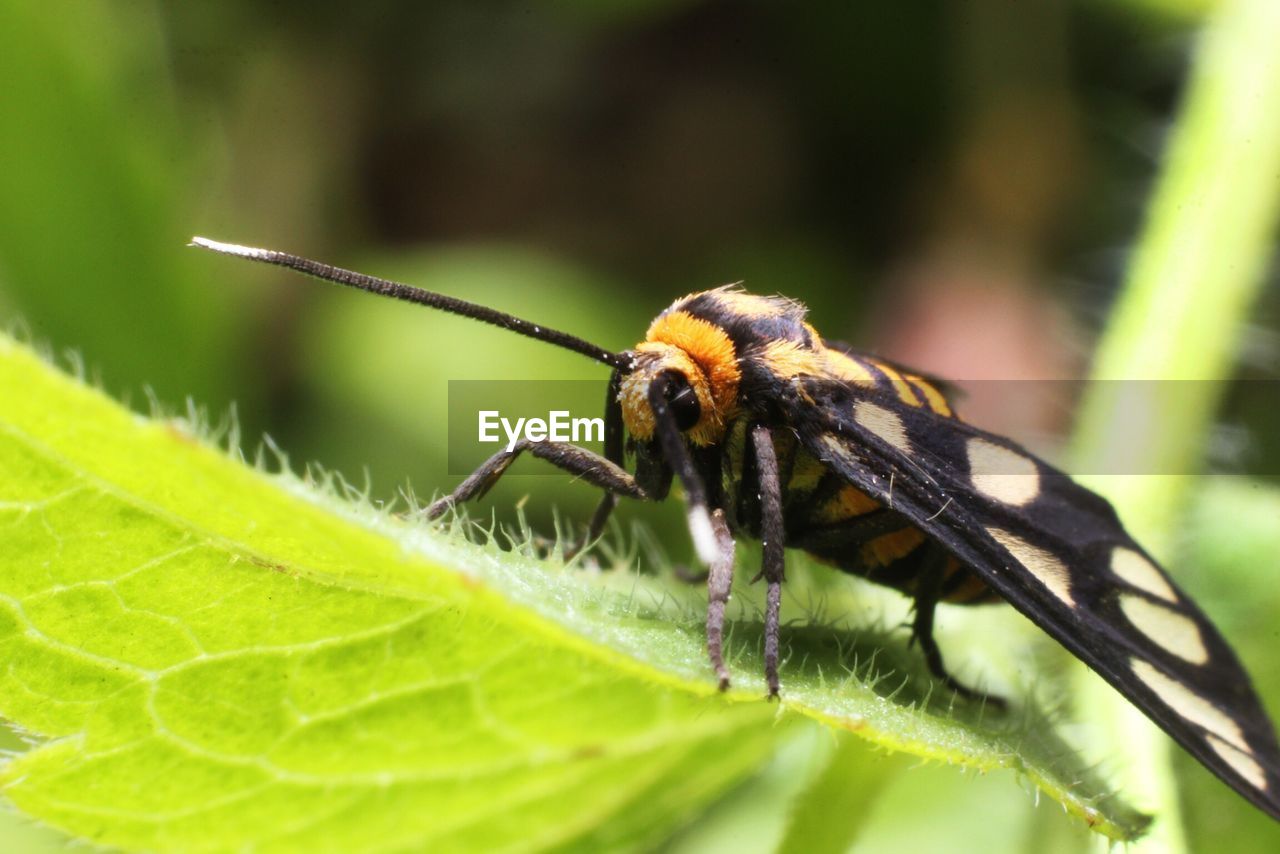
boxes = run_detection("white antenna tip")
[189,236,271,260]
[688,506,720,566]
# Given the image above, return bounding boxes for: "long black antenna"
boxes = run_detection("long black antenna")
[191,237,629,369]
[647,375,719,566]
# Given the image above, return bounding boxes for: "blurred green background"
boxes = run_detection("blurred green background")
[6,0,1250,523]
[2,0,1279,851]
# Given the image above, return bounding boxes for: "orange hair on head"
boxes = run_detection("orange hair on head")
[645,311,741,418]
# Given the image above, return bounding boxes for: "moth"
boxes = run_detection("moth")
[194,236,1280,822]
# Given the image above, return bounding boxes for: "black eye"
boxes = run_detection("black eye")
[661,372,702,432]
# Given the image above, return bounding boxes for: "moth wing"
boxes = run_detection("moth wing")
[820,338,966,410]
[784,373,1280,819]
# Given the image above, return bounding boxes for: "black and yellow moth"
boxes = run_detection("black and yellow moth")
[194,236,1280,823]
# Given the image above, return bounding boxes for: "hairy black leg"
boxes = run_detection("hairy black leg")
[751,424,785,699]
[911,548,1005,707]
[424,440,646,520]
[565,368,626,559]
[562,494,616,560]
[705,509,736,691]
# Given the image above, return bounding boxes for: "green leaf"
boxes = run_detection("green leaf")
[0,333,1147,848]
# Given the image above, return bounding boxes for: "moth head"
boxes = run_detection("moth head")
[619,309,742,446]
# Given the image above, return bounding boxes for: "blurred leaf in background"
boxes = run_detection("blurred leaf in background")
[0,3,240,409]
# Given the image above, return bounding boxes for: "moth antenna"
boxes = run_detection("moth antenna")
[190,237,629,370]
[647,375,718,565]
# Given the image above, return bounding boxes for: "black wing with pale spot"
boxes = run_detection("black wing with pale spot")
[822,338,966,410]
[782,372,1280,820]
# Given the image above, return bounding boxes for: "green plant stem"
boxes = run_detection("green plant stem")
[1071,0,1280,849]
[775,734,906,854]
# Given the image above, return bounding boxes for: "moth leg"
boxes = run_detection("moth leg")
[425,440,646,520]
[561,494,617,561]
[751,424,785,699]
[565,368,626,559]
[911,548,1005,708]
[705,508,736,691]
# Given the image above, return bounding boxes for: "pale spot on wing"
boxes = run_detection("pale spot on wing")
[1207,733,1269,792]
[986,527,1074,606]
[818,434,855,466]
[854,401,911,453]
[966,438,1041,506]
[1131,658,1248,752]
[1111,547,1178,603]
[1119,595,1209,665]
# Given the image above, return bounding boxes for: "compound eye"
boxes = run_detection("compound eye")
[661,372,702,432]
